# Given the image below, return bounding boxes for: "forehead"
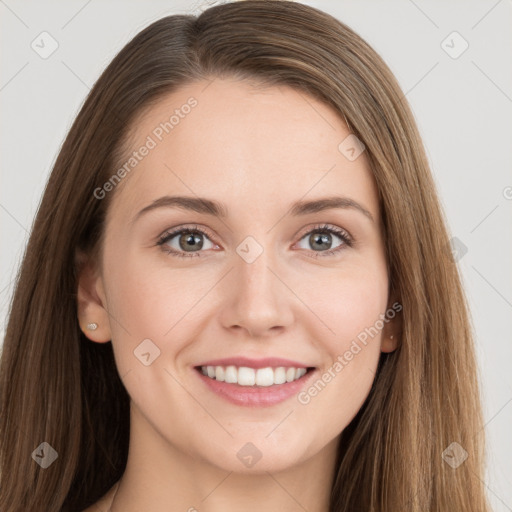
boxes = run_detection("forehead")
[108,77,379,224]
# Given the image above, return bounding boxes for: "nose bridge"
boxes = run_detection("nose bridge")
[224,233,293,335]
[235,233,279,303]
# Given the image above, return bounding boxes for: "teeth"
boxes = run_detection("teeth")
[274,367,287,385]
[200,365,309,386]
[215,366,225,382]
[255,367,274,387]
[224,365,237,383]
[238,366,256,386]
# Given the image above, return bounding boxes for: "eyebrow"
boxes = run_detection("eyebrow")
[131,195,375,225]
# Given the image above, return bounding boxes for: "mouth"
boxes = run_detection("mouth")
[194,365,316,388]
[191,356,319,406]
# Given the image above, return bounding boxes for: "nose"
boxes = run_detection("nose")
[219,244,295,339]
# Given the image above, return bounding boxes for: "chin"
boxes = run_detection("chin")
[203,437,309,474]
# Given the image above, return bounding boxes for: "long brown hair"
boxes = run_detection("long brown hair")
[0,1,490,510]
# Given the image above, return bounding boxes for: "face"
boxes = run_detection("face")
[79,77,398,474]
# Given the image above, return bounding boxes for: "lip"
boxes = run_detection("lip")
[194,356,313,369]
[193,366,318,407]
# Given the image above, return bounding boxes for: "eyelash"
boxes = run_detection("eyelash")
[156,223,354,259]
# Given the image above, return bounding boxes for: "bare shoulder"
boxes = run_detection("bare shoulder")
[81,482,119,512]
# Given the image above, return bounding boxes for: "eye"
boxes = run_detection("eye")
[156,223,353,259]
[294,223,353,259]
[157,224,217,258]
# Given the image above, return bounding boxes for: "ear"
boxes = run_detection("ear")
[380,295,403,353]
[75,249,112,343]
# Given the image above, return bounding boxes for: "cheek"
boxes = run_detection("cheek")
[102,249,198,373]
[300,260,389,352]
[285,269,387,443]
[326,281,388,352]
[107,267,176,336]
[293,263,387,417]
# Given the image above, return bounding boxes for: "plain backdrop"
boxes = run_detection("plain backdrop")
[1,0,511,509]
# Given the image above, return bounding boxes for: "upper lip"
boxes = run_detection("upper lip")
[194,356,315,369]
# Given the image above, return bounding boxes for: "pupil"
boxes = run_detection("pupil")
[181,232,203,251]
[312,232,330,250]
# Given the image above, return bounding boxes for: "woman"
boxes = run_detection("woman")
[0,1,491,510]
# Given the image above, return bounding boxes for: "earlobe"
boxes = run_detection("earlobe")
[381,333,399,353]
[76,250,112,343]
[380,296,402,353]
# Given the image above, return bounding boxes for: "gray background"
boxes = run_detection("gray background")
[1,0,511,509]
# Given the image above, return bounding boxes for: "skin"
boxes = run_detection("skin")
[78,77,400,512]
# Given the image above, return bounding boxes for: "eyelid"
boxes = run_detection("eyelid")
[294,223,353,244]
[156,224,218,250]
[157,224,213,242]
[156,222,354,258]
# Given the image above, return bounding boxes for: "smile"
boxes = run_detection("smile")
[198,365,310,387]
[193,365,317,407]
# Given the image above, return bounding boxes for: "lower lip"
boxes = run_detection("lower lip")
[193,367,317,407]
